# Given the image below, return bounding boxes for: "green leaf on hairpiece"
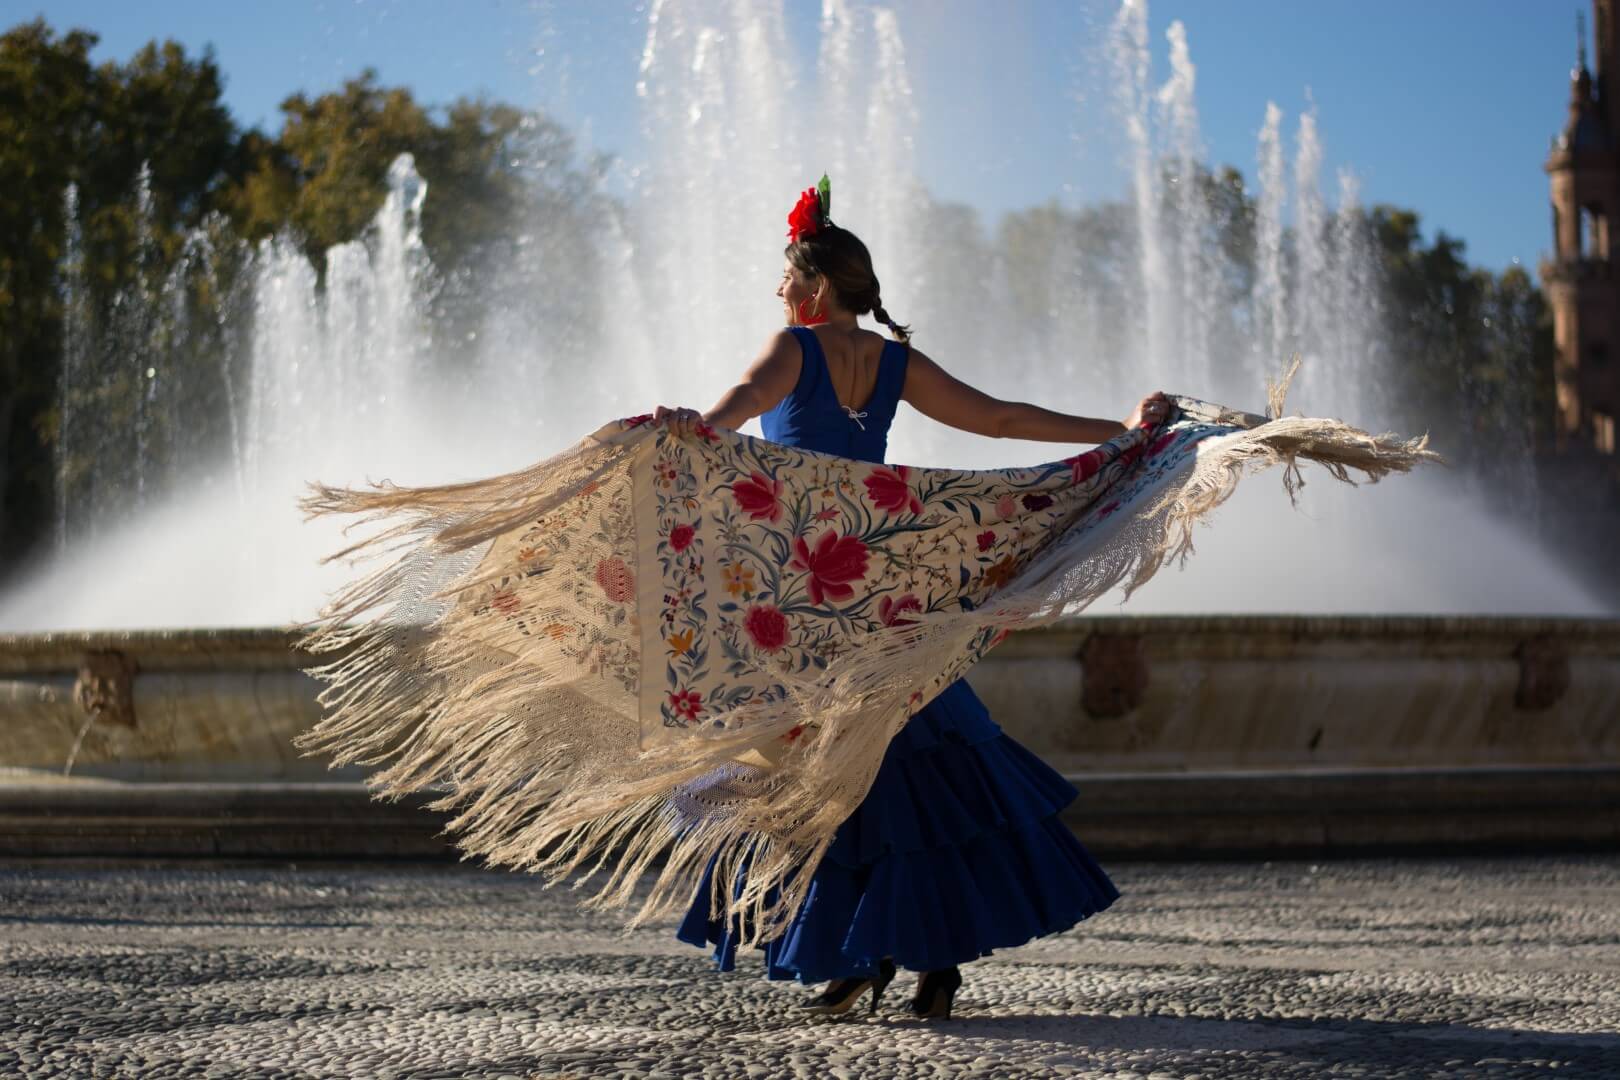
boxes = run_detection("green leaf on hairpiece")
[817,174,831,220]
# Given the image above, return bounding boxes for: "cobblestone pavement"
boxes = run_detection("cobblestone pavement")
[1,857,1617,1079]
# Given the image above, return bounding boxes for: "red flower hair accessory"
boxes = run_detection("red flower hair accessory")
[787,174,832,242]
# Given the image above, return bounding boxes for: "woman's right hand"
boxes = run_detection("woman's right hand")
[1124,392,1171,430]
[654,405,705,438]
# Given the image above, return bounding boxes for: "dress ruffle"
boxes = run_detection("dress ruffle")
[676,679,1120,982]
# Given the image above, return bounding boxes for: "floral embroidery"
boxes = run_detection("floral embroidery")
[1063,449,1104,485]
[594,557,635,603]
[722,561,757,598]
[668,689,703,721]
[789,529,870,606]
[984,555,1019,591]
[878,593,922,627]
[731,472,784,523]
[743,604,789,651]
[669,523,696,553]
[1021,493,1054,513]
[863,465,923,516]
[976,529,996,552]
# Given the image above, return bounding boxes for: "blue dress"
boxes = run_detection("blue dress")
[676,327,1120,981]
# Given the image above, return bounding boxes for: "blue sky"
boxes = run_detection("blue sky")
[16,0,1586,272]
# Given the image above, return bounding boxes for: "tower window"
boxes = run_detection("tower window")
[1595,411,1616,455]
[1580,204,1609,258]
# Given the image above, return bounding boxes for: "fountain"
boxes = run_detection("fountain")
[0,1,1614,856]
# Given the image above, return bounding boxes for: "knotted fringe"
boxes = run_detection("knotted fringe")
[295,371,1438,943]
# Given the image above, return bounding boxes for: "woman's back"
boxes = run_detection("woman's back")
[760,326,908,463]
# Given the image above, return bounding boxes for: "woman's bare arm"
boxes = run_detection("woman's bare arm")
[656,331,802,436]
[902,347,1158,444]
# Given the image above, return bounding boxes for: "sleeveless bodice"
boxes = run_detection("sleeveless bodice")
[760,327,908,463]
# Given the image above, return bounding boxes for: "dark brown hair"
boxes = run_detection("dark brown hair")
[785,225,911,342]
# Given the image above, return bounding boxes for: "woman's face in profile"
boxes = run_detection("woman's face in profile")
[777,259,818,324]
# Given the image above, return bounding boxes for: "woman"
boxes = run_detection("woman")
[662,182,1169,1019]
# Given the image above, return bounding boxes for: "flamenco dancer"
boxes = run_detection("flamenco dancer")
[662,180,1170,1018]
[297,177,1428,1032]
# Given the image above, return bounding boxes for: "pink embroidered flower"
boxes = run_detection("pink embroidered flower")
[668,523,695,553]
[995,493,1017,519]
[789,529,871,606]
[863,465,923,516]
[976,529,996,552]
[1021,493,1054,512]
[594,557,634,603]
[1063,449,1105,485]
[668,689,703,721]
[490,587,520,615]
[731,472,783,523]
[878,593,922,627]
[743,604,789,651]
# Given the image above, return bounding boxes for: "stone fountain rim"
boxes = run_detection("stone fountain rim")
[1,614,1618,672]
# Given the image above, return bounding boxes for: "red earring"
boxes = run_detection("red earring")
[796,297,828,327]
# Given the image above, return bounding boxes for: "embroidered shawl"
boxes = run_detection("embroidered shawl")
[296,370,1436,941]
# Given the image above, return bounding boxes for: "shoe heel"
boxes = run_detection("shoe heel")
[867,958,897,1015]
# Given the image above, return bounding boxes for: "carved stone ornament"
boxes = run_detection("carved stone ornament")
[1514,636,1570,712]
[73,649,139,728]
[1080,633,1149,718]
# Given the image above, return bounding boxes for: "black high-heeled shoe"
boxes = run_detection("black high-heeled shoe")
[907,966,962,1020]
[799,958,897,1016]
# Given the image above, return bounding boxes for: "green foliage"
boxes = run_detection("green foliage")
[0,18,609,572]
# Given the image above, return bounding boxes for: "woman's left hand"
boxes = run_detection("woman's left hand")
[654,405,705,438]
[1124,392,1171,430]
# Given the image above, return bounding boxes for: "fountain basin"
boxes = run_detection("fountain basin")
[2,618,1617,858]
[6,617,1616,779]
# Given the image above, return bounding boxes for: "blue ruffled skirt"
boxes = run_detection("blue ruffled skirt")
[676,679,1120,982]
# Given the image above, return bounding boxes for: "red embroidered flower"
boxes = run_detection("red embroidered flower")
[668,523,695,553]
[783,723,806,743]
[668,689,703,721]
[743,604,789,651]
[863,465,922,516]
[623,413,655,428]
[1021,493,1054,512]
[1063,449,1105,486]
[731,471,783,523]
[490,587,520,614]
[693,422,720,443]
[878,593,922,627]
[789,529,870,606]
[814,506,840,522]
[976,529,996,552]
[787,186,823,241]
[594,556,635,603]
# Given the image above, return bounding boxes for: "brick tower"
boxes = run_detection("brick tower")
[1545,2,1620,456]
